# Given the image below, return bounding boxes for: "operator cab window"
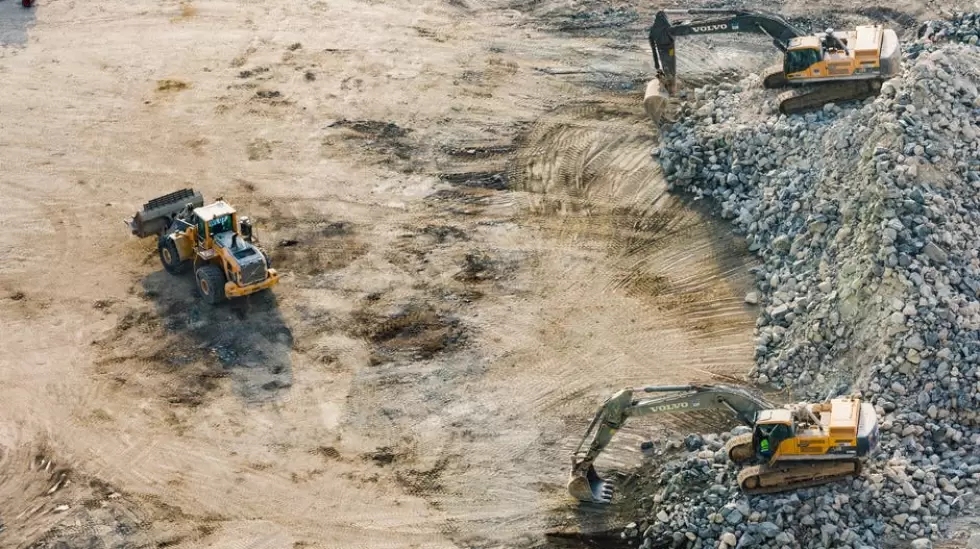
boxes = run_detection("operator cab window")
[193,215,206,242]
[208,214,234,235]
[769,423,794,441]
[784,48,821,74]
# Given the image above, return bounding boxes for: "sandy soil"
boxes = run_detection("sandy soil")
[0,1,968,548]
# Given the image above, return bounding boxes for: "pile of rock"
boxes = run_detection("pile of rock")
[628,15,980,549]
[916,12,980,47]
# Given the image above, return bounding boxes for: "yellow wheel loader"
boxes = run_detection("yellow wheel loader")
[643,9,902,122]
[568,384,880,504]
[128,188,279,304]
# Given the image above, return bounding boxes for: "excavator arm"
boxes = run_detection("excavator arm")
[567,384,773,503]
[649,9,806,93]
[643,9,806,123]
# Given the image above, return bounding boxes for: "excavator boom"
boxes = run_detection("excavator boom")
[568,384,772,503]
[649,10,806,92]
[643,9,805,122]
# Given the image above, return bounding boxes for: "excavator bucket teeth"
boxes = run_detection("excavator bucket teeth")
[643,80,681,125]
[567,465,615,504]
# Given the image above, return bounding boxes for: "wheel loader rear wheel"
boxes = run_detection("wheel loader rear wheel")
[196,265,227,304]
[158,237,190,275]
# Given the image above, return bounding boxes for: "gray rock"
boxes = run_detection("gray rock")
[759,522,781,539]
[923,242,948,264]
[771,304,790,320]
[910,538,933,549]
[685,434,705,451]
[772,235,791,253]
[820,524,838,547]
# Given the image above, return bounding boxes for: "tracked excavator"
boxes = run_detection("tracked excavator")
[643,9,902,122]
[568,384,879,504]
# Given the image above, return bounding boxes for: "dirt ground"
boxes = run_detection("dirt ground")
[0,1,969,548]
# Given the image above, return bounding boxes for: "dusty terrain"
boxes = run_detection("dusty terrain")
[0,1,972,548]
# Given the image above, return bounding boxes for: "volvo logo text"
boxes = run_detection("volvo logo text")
[691,24,729,32]
[650,402,690,412]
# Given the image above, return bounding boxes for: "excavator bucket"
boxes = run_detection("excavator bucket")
[128,188,204,238]
[643,79,681,125]
[567,464,614,504]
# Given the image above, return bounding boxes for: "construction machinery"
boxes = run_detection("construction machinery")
[643,9,902,122]
[568,384,879,503]
[128,188,279,304]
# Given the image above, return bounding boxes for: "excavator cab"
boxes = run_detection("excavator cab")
[751,409,795,459]
[783,46,822,75]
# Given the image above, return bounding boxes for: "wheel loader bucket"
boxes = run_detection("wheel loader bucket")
[643,79,680,125]
[128,188,204,238]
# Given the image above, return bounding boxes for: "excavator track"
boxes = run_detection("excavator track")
[724,433,754,463]
[760,64,788,89]
[776,79,882,115]
[737,458,861,495]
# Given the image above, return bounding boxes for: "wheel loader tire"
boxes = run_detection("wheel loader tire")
[158,237,190,275]
[196,265,227,304]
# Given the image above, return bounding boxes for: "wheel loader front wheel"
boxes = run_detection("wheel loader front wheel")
[158,237,190,275]
[196,265,227,304]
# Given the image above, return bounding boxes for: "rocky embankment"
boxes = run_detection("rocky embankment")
[626,13,980,549]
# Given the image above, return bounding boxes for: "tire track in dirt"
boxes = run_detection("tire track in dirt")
[472,95,758,523]
[350,92,762,546]
[509,96,758,376]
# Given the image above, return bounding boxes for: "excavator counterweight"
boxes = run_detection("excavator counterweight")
[568,384,879,504]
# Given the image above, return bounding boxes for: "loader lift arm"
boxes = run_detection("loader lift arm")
[649,9,807,93]
[568,384,773,503]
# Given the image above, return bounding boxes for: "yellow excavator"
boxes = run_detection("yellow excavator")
[568,384,880,503]
[643,9,902,122]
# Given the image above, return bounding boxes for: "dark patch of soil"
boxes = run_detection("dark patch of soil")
[238,67,269,78]
[454,251,505,282]
[442,144,517,158]
[268,220,366,277]
[332,119,410,139]
[439,171,509,190]
[350,303,466,364]
[366,447,398,466]
[419,224,469,243]
[394,456,451,495]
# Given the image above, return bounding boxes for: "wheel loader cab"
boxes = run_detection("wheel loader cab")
[191,201,239,248]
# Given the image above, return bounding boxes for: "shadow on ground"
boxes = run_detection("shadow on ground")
[135,270,294,404]
[0,0,35,47]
